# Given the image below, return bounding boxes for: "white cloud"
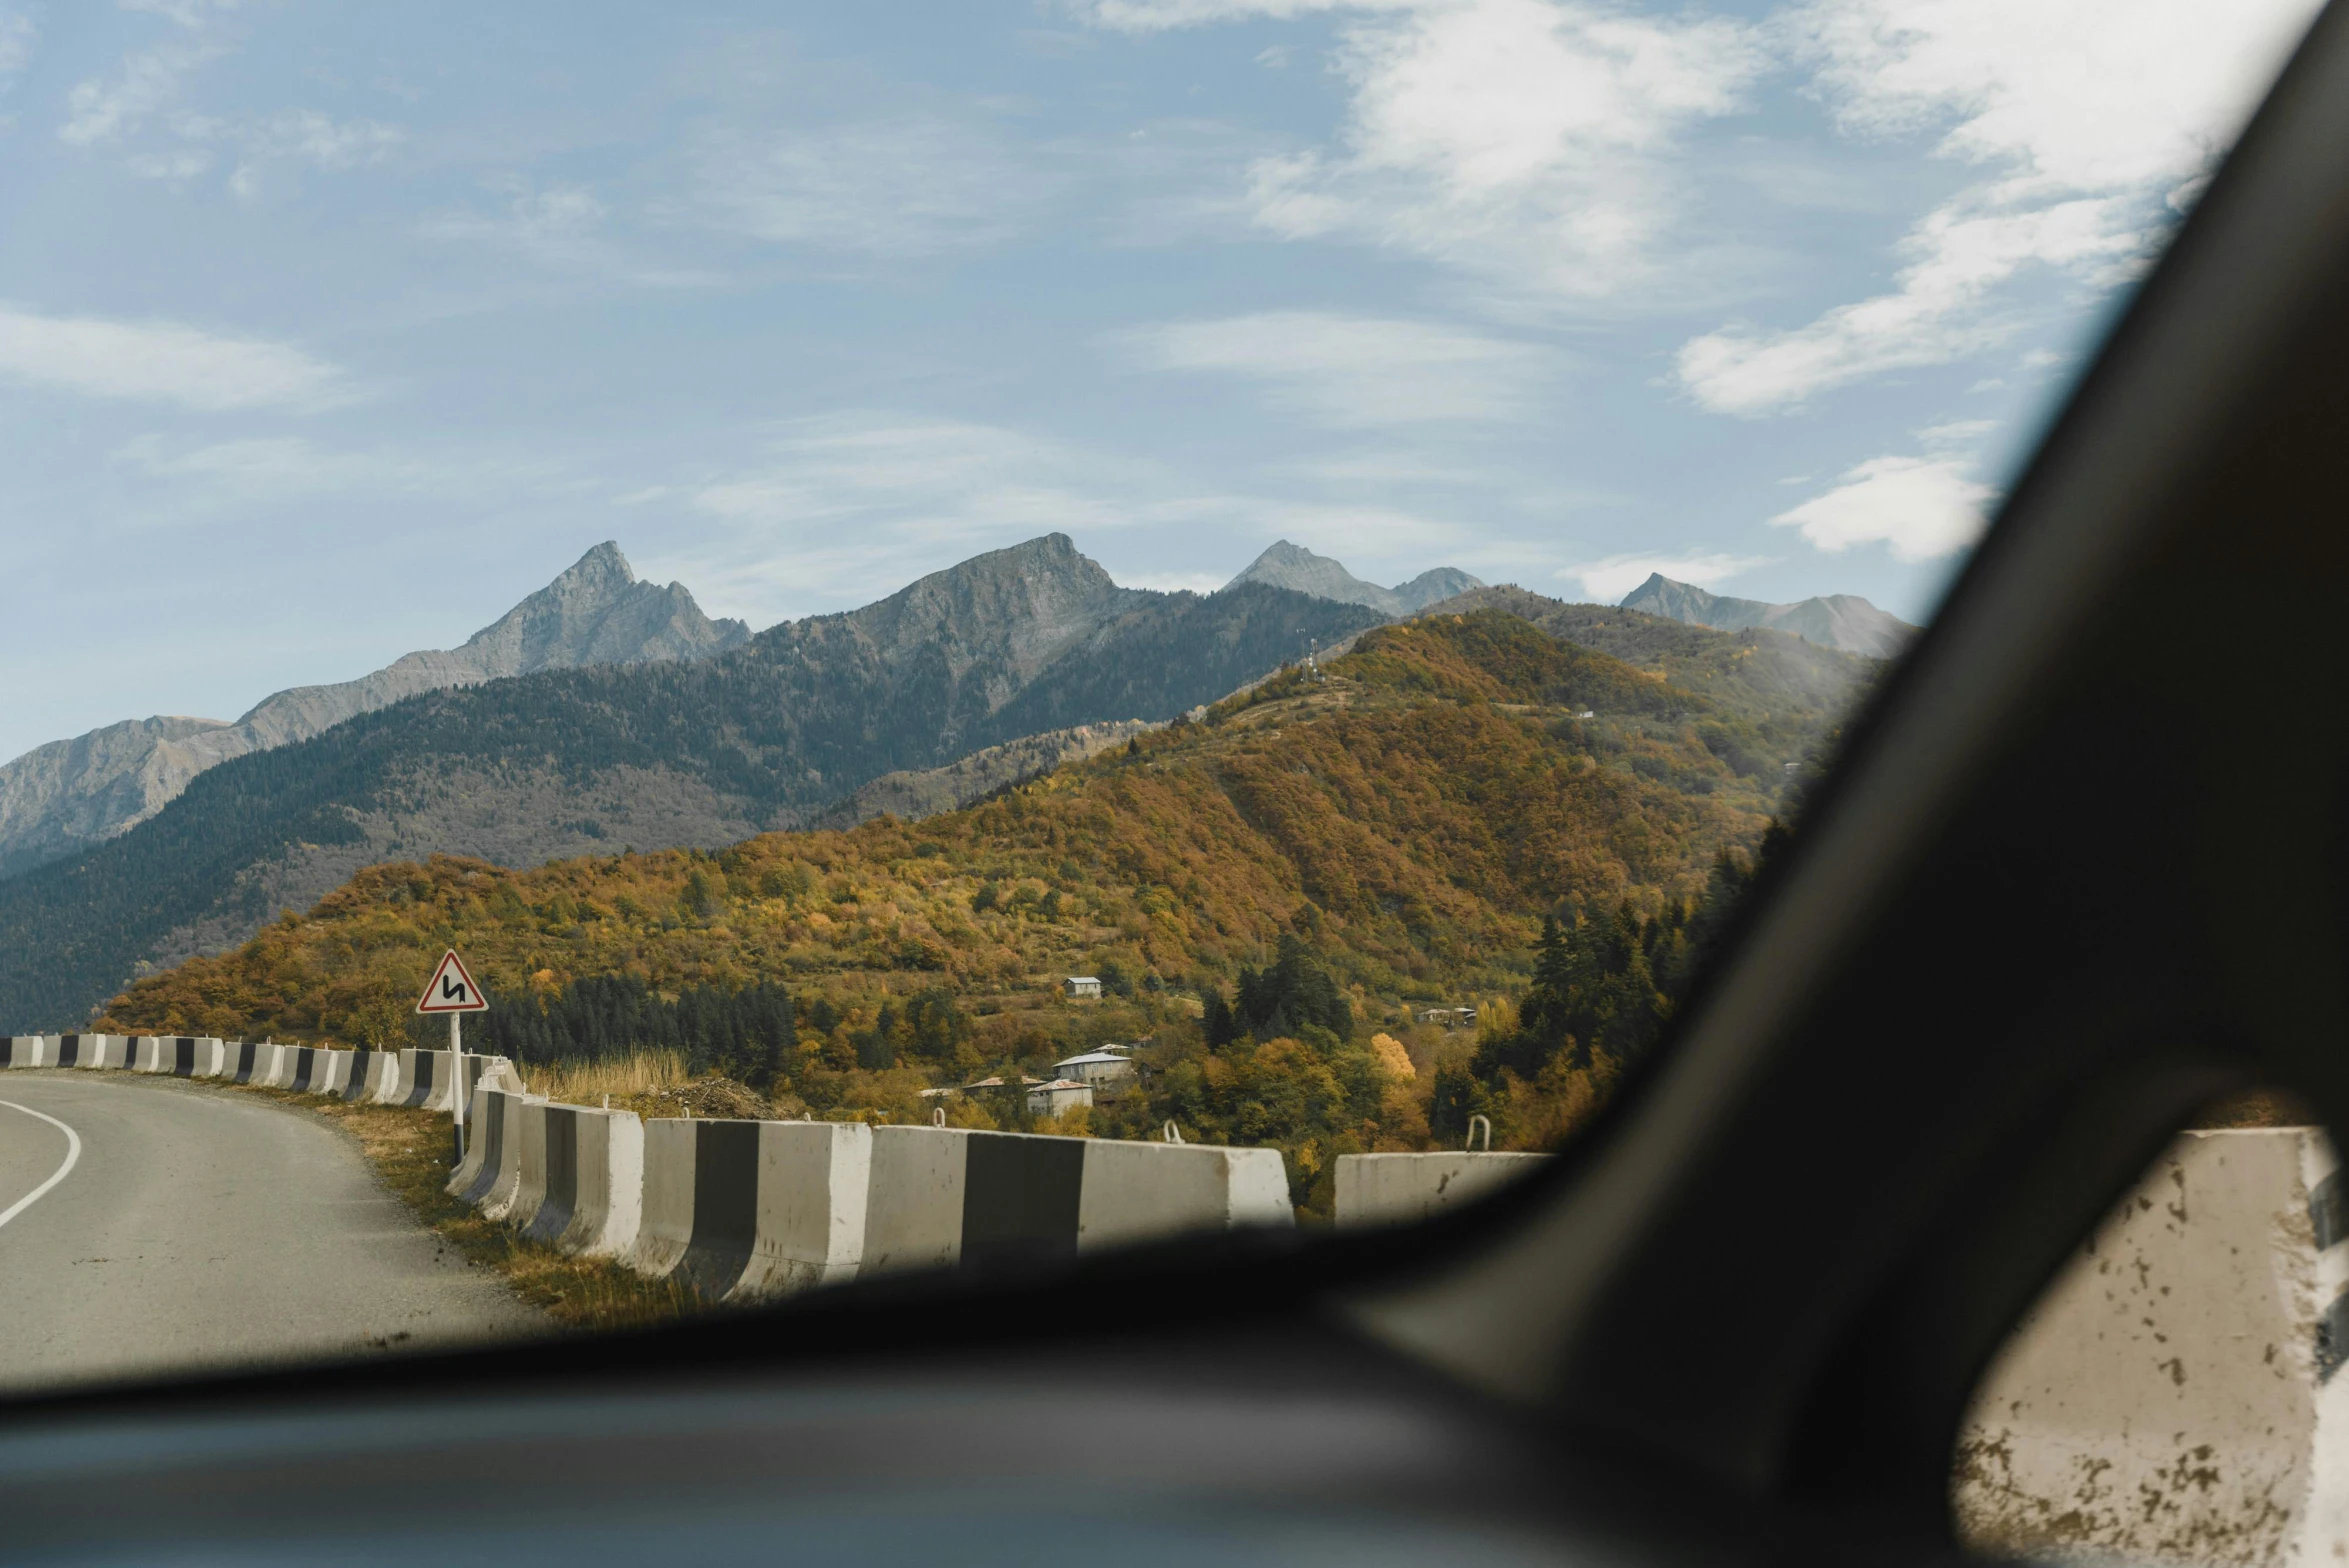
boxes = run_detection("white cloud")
[1677,196,2137,413]
[425,184,608,248]
[695,115,1061,256]
[1087,0,1383,26]
[109,435,558,514]
[1114,309,1550,425]
[0,10,35,92]
[1561,549,1768,602]
[60,41,219,145]
[256,109,404,169]
[674,413,1178,610]
[127,147,215,180]
[1090,0,1763,305]
[120,0,244,25]
[657,410,1476,620]
[0,306,350,411]
[1678,0,2322,413]
[1769,452,1993,560]
[114,435,400,493]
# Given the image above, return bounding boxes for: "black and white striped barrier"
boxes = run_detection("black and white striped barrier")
[628,1118,871,1301]
[175,1037,226,1078]
[0,1035,52,1068]
[224,1040,279,1085]
[451,1089,543,1218]
[280,1045,326,1093]
[447,1086,515,1200]
[388,1049,523,1111]
[1954,1127,2349,1565]
[1332,1150,1552,1228]
[859,1126,1293,1277]
[64,1034,122,1069]
[511,1102,643,1258]
[336,1046,396,1103]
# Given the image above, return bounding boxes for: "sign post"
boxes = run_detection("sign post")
[415,950,489,1161]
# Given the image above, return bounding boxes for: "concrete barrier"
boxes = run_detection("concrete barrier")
[283,1045,323,1092]
[159,1036,226,1077]
[469,1054,524,1095]
[87,1035,137,1070]
[391,1048,442,1109]
[1333,1151,1552,1229]
[130,1036,168,1072]
[1954,1127,2348,1568]
[514,1103,644,1259]
[340,1046,378,1101]
[247,1042,289,1086]
[0,1036,51,1068]
[466,1090,545,1219]
[861,1127,1293,1277]
[629,1118,870,1302]
[61,1033,129,1069]
[337,1046,395,1102]
[448,1086,511,1198]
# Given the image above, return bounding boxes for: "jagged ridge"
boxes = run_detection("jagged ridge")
[0,543,749,879]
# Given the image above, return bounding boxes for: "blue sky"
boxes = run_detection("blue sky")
[0,0,2321,762]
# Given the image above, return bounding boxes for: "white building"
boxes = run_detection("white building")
[1053,1050,1138,1091]
[1063,976,1103,999]
[1026,1078,1094,1117]
[1417,1006,1478,1028]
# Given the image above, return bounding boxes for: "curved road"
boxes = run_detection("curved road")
[0,1071,542,1392]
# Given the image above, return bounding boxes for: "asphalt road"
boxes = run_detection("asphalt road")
[0,1071,543,1392]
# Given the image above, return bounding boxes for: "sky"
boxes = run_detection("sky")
[0,0,2324,763]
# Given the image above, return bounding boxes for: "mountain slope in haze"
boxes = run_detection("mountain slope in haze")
[0,543,749,880]
[1424,584,1878,727]
[0,536,1379,1026]
[1617,572,1914,658]
[1227,540,1484,617]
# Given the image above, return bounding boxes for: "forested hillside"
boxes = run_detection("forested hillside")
[97,607,1871,1209]
[0,538,1377,1026]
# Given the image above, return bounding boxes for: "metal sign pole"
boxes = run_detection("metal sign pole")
[451,1009,466,1159]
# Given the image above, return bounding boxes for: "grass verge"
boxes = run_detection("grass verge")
[260,1087,705,1333]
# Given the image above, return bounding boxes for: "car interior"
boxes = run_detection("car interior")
[6,4,2349,1565]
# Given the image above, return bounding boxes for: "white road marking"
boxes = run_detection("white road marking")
[0,1100,82,1232]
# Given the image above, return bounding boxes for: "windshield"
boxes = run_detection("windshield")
[0,0,2321,1392]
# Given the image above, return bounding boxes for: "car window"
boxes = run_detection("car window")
[0,0,2325,1396]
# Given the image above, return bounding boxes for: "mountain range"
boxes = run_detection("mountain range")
[98,592,1879,1189]
[1617,573,1914,658]
[0,543,747,880]
[1227,540,1484,618]
[0,535,1377,1026]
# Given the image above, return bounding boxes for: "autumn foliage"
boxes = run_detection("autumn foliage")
[97,610,1848,1202]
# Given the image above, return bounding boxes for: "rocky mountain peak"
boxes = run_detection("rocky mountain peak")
[0,542,753,882]
[839,534,1132,682]
[1226,540,1484,617]
[1617,574,1914,659]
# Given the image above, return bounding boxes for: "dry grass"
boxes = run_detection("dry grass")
[260,1087,708,1332]
[519,1054,784,1124]
[527,1049,691,1106]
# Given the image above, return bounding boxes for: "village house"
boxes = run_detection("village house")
[1026,1078,1093,1117]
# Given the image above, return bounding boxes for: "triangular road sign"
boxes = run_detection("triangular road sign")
[415,950,490,1014]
